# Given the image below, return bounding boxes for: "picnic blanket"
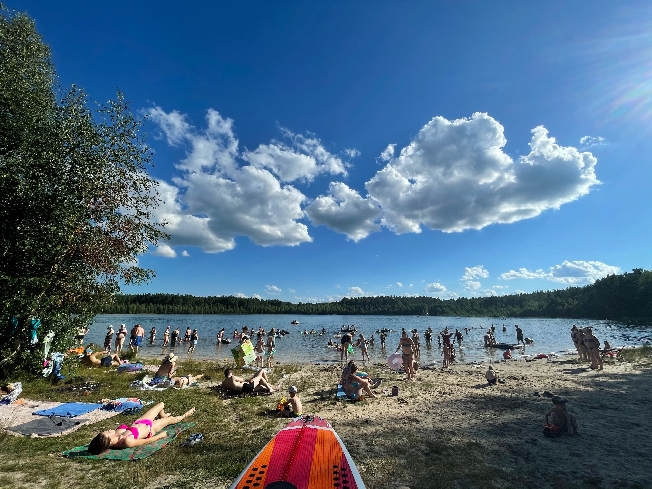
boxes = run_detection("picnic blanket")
[34,402,102,418]
[1,400,120,437]
[61,422,195,460]
[10,415,89,436]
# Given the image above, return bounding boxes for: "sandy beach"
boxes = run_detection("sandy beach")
[245,353,652,488]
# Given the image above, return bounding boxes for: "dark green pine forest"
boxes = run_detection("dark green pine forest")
[102,269,652,324]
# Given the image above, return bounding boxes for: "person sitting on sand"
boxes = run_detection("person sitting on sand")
[81,348,121,368]
[603,340,612,350]
[544,396,579,436]
[154,353,178,380]
[485,365,497,385]
[222,367,275,394]
[343,361,377,399]
[503,349,512,360]
[171,374,204,388]
[281,386,303,417]
[88,402,195,455]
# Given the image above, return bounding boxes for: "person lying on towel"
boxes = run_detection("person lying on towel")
[88,402,195,454]
[81,348,121,368]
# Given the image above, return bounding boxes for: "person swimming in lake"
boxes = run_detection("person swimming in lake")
[88,403,195,455]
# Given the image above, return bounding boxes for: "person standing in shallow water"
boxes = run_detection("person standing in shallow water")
[515,325,525,346]
[188,329,199,354]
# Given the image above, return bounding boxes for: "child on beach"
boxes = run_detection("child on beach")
[544,396,579,436]
[163,326,170,347]
[485,365,497,385]
[442,343,451,369]
[115,324,127,353]
[104,326,114,353]
[281,386,303,417]
[149,327,156,345]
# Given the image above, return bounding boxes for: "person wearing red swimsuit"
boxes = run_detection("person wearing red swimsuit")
[88,402,195,455]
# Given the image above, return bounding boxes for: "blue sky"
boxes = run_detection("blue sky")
[14,1,652,302]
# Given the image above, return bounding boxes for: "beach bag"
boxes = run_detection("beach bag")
[543,424,561,438]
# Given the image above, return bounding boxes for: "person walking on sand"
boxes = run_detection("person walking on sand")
[115,324,127,353]
[396,330,416,380]
[87,403,195,455]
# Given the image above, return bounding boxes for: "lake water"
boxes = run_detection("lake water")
[89,315,652,365]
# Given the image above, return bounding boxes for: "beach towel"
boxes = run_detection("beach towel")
[10,415,88,436]
[116,363,144,373]
[101,398,150,414]
[33,402,102,418]
[61,422,194,460]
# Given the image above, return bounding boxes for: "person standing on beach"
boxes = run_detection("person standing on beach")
[115,324,127,353]
[130,324,145,354]
[515,325,525,346]
[583,327,603,370]
[396,330,416,380]
[104,325,114,353]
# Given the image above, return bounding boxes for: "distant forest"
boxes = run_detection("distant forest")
[101,269,652,324]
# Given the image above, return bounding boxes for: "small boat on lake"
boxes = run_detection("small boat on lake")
[290,320,300,325]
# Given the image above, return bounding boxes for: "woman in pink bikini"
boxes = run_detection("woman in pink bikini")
[88,402,195,455]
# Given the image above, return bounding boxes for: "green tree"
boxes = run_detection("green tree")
[0,6,167,375]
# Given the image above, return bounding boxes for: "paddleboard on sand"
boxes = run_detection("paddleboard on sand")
[230,415,365,489]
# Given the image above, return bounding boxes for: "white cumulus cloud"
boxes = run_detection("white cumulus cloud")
[579,136,607,149]
[306,183,382,241]
[181,250,190,257]
[347,286,372,297]
[265,285,282,294]
[378,144,396,162]
[500,260,621,285]
[462,265,489,280]
[396,282,403,288]
[424,282,447,294]
[151,244,177,258]
[364,113,599,234]
[464,281,482,290]
[148,108,315,252]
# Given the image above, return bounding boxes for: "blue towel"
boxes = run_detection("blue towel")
[33,402,102,418]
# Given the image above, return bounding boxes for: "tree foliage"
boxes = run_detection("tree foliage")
[104,270,652,324]
[0,7,166,374]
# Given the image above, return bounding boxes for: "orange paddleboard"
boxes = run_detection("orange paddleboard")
[230,416,365,489]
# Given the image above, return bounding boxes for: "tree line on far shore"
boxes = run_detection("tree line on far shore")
[102,269,652,324]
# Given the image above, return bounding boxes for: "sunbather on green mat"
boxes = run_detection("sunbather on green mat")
[88,402,194,455]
